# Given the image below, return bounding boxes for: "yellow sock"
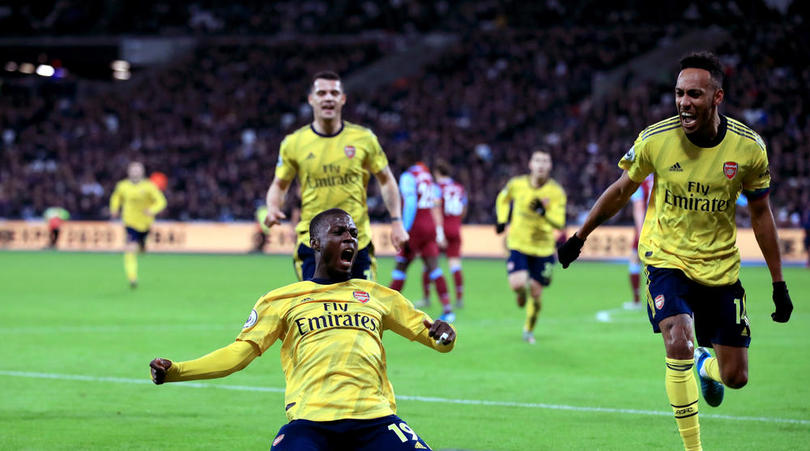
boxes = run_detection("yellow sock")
[124,252,138,282]
[703,357,723,383]
[524,297,541,332]
[665,358,701,451]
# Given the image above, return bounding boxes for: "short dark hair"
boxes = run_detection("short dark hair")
[435,159,452,177]
[309,208,350,241]
[679,51,724,89]
[311,71,341,91]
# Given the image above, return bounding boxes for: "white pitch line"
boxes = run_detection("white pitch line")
[0,324,234,334]
[1,370,807,426]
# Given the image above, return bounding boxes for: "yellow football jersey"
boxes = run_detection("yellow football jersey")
[619,115,770,286]
[237,278,454,422]
[109,179,167,232]
[495,176,566,257]
[275,121,390,249]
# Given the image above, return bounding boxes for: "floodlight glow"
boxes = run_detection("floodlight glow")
[36,64,55,77]
[4,61,17,72]
[113,70,131,80]
[111,60,130,72]
[19,63,35,74]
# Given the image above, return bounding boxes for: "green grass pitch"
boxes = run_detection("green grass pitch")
[0,251,807,450]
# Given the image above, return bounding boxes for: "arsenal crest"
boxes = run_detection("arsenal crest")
[353,290,370,303]
[723,161,738,179]
[344,145,356,159]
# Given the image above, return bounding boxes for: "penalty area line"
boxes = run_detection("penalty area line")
[1,370,808,425]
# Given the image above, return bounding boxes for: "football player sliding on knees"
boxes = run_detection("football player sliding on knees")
[150,208,454,451]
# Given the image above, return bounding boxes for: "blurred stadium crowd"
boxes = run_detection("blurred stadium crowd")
[1,0,808,228]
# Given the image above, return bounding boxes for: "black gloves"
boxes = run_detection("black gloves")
[529,198,546,216]
[495,223,506,234]
[771,281,793,323]
[557,233,585,268]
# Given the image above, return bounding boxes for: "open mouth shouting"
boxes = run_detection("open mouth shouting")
[338,246,356,270]
[680,111,698,131]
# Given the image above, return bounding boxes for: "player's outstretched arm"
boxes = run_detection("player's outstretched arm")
[382,290,456,352]
[149,340,259,385]
[264,177,292,229]
[559,172,639,268]
[375,166,409,251]
[748,193,793,322]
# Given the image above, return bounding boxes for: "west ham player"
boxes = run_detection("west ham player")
[559,52,793,451]
[390,153,455,322]
[109,161,166,288]
[150,209,455,450]
[419,160,467,309]
[263,71,408,281]
[625,174,654,310]
[495,150,566,344]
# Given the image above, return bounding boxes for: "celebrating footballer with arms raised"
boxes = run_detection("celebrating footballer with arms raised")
[264,71,408,281]
[150,209,455,450]
[558,51,793,451]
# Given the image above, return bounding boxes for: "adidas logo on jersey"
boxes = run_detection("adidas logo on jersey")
[669,162,683,172]
[306,152,316,160]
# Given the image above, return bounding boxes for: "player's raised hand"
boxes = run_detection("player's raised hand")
[390,222,409,252]
[423,318,455,345]
[771,281,793,323]
[557,233,585,268]
[529,198,546,216]
[264,207,286,229]
[149,358,173,385]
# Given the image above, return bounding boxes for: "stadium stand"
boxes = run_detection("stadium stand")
[1,0,807,228]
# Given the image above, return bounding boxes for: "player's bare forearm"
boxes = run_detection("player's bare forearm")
[149,341,259,384]
[578,172,639,239]
[376,166,408,249]
[748,194,784,282]
[377,166,402,220]
[265,178,291,228]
